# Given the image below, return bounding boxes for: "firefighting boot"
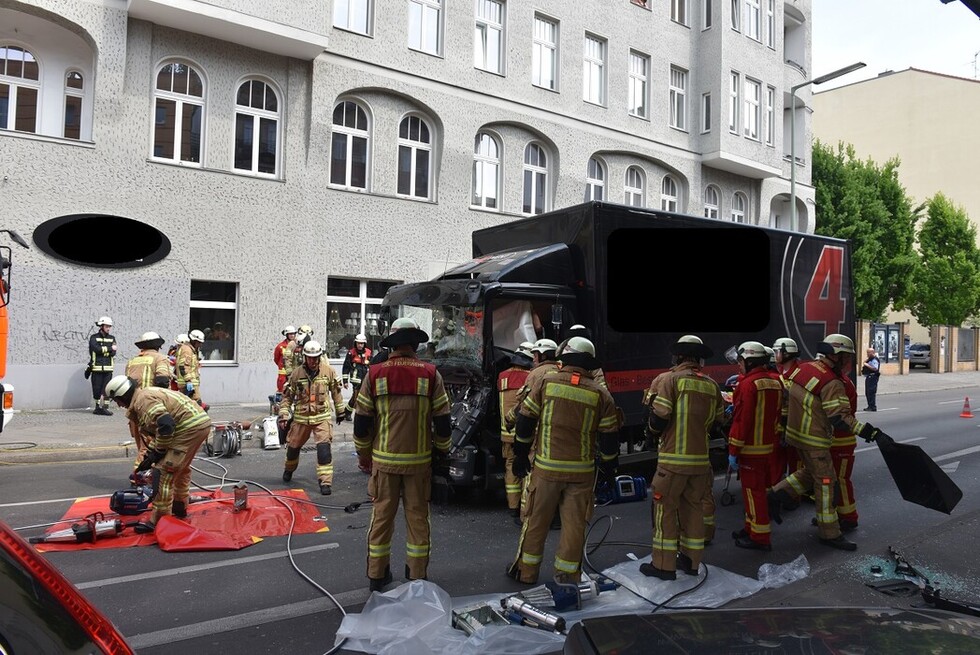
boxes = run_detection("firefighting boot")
[369,566,393,592]
[819,535,857,551]
[676,553,700,576]
[639,563,676,581]
[319,483,332,496]
[172,500,187,519]
[282,470,293,482]
[405,564,427,581]
[767,489,794,525]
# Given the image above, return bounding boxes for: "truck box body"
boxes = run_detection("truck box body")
[380,201,854,490]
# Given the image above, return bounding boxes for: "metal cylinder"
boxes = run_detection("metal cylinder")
[501,596,566,632]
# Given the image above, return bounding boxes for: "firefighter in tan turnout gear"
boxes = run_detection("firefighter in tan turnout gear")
[124,331,173,469]
[105,375,212,528]
[278,340,346,495]
[176,330,204,404]
[507,337,620,585]
[641,335,726,581]
[353,317,452,592]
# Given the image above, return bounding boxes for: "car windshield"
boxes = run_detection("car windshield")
[389,303,484,371]
[911,344,929,351]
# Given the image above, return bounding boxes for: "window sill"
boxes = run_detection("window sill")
[475,66,506,78]
[469,204,500,214]
[333,26,374,38]
[628,112,650,122]
[201,361,238,367]
[669,125,689,134]
[147,158,285,182]
[0,129,95,148]
[584,99,606,109]
[408,47,444,59]
[531,84,560,94]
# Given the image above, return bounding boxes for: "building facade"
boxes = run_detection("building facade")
[2,0,813,409]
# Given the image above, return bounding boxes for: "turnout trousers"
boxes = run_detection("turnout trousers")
[501,441,522,511]
[772,446,843,540]
[284,422,334,485]
[830,444,859,524]
[511,472,594,584]
[150,425,211,524]
[739,454,775,546]
[651,467,712,573]
[367,468,432,581]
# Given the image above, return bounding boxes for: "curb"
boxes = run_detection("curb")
[0,443,137,465]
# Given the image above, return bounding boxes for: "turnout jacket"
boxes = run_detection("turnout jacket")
[830,373,859,449]
[728,366,783,456]
[504,360,559,429]
[283,341,301,377]
[274,338,292,377]
[497,365,530,442]
[785,359,866,450]
[125,349,172,389]
[352,352,452,474]
[127,387,211,450]
[646,361,725,473]
[342,346,372,386]
[175,343,200,386]
[279,357,344,424]
[88,331,116,372]
[516,365,620,482]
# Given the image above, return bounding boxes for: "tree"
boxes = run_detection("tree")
[812,141,918,321]
[908,193,980,327]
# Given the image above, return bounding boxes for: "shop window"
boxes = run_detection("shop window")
[325,278,401,360]
[189,280,237,362]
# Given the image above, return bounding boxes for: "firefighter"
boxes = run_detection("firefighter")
[767,334,880,551]
[167,334,188,391]
[125,332,172,470]
[772,336,804,506]
[274,326,297,392]
[88,316,117,415]
[105,375,211,527]
[641,335,726,580]
[287,324,315,374]
[728,341,783,551]
[821,356,861,534]
[176,330,205,405]
[342,333,372,400]
[352,317,452,592]
[557,325,607,388]
[498,345,533,518]
[506,337,620,584]
[278,340,346,495]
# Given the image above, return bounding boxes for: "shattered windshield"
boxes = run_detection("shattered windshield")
[392,304,484,370]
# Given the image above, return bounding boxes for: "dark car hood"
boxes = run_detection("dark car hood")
[564,606,980,654]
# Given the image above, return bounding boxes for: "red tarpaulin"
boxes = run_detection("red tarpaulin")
[34,488,328,553]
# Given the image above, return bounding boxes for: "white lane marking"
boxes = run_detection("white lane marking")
[0,484,231,508]
[856,437,925,454]
[76,543,339,589]
[941,462,960,473]
[938,400,964,405]
[934,444,980,462]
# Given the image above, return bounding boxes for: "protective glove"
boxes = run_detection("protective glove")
[83,365,92,380]
[598,455,619,480]
[643,427,660,451]
[512,440,532,479]
[728,454,739,471]
[135,448,166,472]
[336,409,351,425]
[431,449,451,479]
[357,453,373,475]
[859,422,881,443]
[185,382,194,394]
[131,521,155,534]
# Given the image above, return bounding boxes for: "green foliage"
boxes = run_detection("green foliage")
[908,193,980,326]
[812,141,918,321]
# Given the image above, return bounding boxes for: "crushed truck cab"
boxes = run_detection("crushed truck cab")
[379,201,853,493]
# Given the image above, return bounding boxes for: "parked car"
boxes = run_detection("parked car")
[909,342,931,368]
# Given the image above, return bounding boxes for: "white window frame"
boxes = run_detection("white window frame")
[532,15,558,91]
[472,131,500,210]
[334,0,373,35]
[397,114,433,200]
[669,66,687,131]
[744,0,761,41]
[743,77,761,141]
[625,166,644,207]
[522,142,549,215]
[0,45,40,134]
[731,191,747,223]
[671,0,689,26]
[628,50,649,119]
[189,280,238,364]
[661,175,678,212]
[730,0,740,31]
[63,70,83,140]
[704,185,720,218]
[408,0,443,56]
[765,85,775,146]
[583,34,606,106]
[586,157,605,201]
[474,0,505,74]
[701,92,711,133]
[728,71,740,134]
[325,278,401,364]
[152,60,206,166]
[233,78,281,177]
[702,0,713,29]
[765,0,775,48]
[330,100,371,190]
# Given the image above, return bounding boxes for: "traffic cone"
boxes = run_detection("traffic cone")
[960,397,974,419]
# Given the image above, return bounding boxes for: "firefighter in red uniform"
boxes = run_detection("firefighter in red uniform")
[507,337,620,584]
[728,341,783,551]
[641,335,726,580]
[772,337,804,509]
[353,318,452,592]
[274,326,297,392]
[497,343,533,518]
[767,334,880,551]
[342,333,372,402]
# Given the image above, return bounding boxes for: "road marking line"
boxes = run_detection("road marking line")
[941,462,960,473]
[0,484,231,508]
[76,543,339,589]
[934,444,980,462]
[856,437,924,454]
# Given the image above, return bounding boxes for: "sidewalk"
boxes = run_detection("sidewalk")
[2,370,979,465]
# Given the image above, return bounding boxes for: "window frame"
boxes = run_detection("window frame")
[325,278,402,363]
[728,71,740,134]
[330,99,371,191]
[189,280,238,364]
[151,59,206,166]
[731,191,747,223]
[582,33,606,106]
[701,91,711,133]
[474,0,505,75]
[472,130,501,210]
[396,113,433,200]
[702,0,713,30]
[744,0,761,41]
[0,44,41,135]
[730,0,740,31]
[743,77,761,141]
[671,0,689,26]
[628,50,650,119]
[63,70,84,140]
[233,77,281,177]
[625,165,645,207]
[586,156,605,201]
[333,0,374,36]
[531,14,559,91]
[704,185,720,219]
[408,0,444,56]
[661,175,679,212]
[765,0,775,48]
[765,85,775,146]
[522,141,549,215]
[669,65,688,131]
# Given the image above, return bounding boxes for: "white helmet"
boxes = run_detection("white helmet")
[176,333,189,344]
[355,333,367,344]
[517,341,535,356]
[818,333,856,356]
[189,329,205,342]
[737,341,768,360]
[765,346,776,363]
[772,337,799,355]
[135,331,165,349]
[298,324,314,336]
[564,336,596,357]
[96,316,113,327]
[282,325,297,336]
[105,375,134,399]
[531,338,558,354]
[302,340,324,358]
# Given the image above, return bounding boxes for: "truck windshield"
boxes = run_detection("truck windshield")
[392,303,484,370]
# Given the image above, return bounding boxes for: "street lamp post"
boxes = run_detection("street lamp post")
[789,62,866,230]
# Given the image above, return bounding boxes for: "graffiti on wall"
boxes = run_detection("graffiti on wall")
[41,322,93,354]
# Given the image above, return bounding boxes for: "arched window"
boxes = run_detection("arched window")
[522,142,549,215]
[732,191,747,223]
[153,61,205,164]
[397,115,432,199]
[330,100,370,189]
[704,185,720,219]
[661,175,678,212]
[234,79,280,176]
[472,131,500,209]
[586,157,605,201]
[63,71,83,140]
[0,45,40,133]
[625,166,644,207]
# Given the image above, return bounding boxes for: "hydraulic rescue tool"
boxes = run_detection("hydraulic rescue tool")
[594,475,647,505]
[29,512,124,544]
[500,595,566,633]
[519,574,621,611]
[109,486,154,515]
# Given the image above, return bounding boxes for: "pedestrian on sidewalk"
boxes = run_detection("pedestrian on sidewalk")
[862,348,880,411]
